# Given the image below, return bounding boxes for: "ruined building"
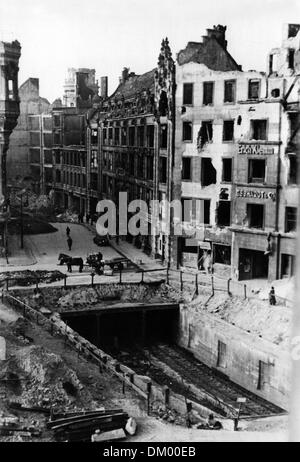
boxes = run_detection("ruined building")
[6,78,50,191]
[0,39,21,257]
[171,24,300,282]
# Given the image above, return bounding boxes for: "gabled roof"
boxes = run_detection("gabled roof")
[109,68,156,101]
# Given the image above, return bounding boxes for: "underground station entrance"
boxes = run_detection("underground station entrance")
[61,303,180,351]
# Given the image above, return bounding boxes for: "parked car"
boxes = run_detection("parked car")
[93,234,109,246]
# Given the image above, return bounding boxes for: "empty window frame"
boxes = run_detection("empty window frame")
[182,121,192,142]
[285,207,297,232]
[217,201,231,226]
[183,83,193,105]
[91,129,98,145]
[248,79,261,100]
[248,159,266,183]
[146,125,155,147]
[251,119,267,140]
[159,156,167,183]
[203,81,214,105]
[198,121,213,148]
[201,158,216,186]
[137,125,144,147]
[288,155,298,184]
[223,120,234,141]
[222,158,233,182]
[146,156,153,180]
[281,253,295,278]
[247,203,264,229]
[160,124,168,148]
[182,157,192,180]
[224,80,236,103]
[114,127,120,145]
[288,49,295,69]
[121,127,127,145]
[217,340,227,368]
[129,126,135,146]
[181,198,210,224]
[214,244,231,266]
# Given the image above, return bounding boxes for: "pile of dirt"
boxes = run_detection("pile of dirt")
[0,270,65,287]
[56,210,79,223]
[2,345,97,410]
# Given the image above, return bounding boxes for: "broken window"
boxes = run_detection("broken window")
[217,341,227,368]
[288,24,300,38]
[271,88,280,98]
[137,155,143,178]
[248,79,260,100]
[281,253,295,278]
[222,158,233,182]
[288,49,295,70]
[247,203,264,229]
[198,121,213,148]
[53,115,60,128]
[8,79,14,100]
[182,157,192,180]
[203,81,214,105]
[182,121,192,142]
[129,126,135,146]
[201,158,216,186]
[91,129,98,145]
[146,156,153,180]
[251,119,267,140]
[129,154,135,176]
[108,127,113,141]
[214,245,231,266]
[224,80,236,103]
[288,155,298,184]
[223,120,234,141]
[160,124,168,148]
[181,198,210,224]
[146,125,154,147]
[217,201,231,226]
[183,83,193,105]
[121,127,127,145]
[137,126,144,147]
[114,127,120,145]
[248,159,266,183]
[159,156,167,183]
[285,207,297,232]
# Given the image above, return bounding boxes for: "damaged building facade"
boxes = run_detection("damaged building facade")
[0,39,21,257]
[171,24,300,282]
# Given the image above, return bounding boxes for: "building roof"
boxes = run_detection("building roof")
[110,68,156,101]
[177,26,242,72]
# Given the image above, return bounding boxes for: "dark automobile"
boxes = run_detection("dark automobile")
[93,234,109,246]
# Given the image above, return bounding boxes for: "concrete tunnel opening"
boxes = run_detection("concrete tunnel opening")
[61,304,180,352]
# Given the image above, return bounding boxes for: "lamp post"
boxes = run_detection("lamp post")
[20,192,24,249]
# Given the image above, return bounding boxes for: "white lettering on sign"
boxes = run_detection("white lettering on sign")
[236,189,276,201]
[238,144,275,155]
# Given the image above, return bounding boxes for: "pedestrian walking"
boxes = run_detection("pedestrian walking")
[269,286,276,305]
[66,226,71,237]
[67,236,73,251]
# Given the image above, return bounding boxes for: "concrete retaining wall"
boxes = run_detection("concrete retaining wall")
[178,306,291,411]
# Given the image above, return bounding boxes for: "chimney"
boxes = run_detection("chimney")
[101,76,108,99]
[206,25,227,49]
[121,67,130,84]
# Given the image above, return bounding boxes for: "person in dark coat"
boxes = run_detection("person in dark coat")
[269,286,276,305]
[67,259,72,273]
[66,226,71,236]
[67,236,73,251]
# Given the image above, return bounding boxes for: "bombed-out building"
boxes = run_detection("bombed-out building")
[171,24,300,282]
[0,39,21,257]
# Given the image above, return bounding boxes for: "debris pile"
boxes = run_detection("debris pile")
[56,210,79,223]
[0,270,65,287]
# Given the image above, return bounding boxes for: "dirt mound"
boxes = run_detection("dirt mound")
[3,345,96,409]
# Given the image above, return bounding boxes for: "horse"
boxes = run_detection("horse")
[58,254,84,272]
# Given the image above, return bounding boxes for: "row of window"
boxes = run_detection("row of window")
[182,118,268,143]
[103,124,157,148]
[182,78,261,106]
[103,151,154,181]
[56,170,87,188]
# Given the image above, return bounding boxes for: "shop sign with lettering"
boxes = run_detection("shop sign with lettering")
[238,144,275,155]
[236,189,276,201]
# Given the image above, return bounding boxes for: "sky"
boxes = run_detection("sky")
[0,0,299,103]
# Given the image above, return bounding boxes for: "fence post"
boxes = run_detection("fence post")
[180,271,183,291]
[195,274,198,295]
[211,276,214,296]
[6,279,9,291]
[119,267,122,284]
[244,284,247,300]
[227,278,232,295]
[141,270,144,283]
[35,279,39,290]
[91,273,95,287]
[64,274,67,289]
[166,267,169,285]
[147,382,152,416]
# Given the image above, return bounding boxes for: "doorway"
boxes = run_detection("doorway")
[239,248,269,280]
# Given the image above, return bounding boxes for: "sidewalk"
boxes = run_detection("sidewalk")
[0,234,37,268]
